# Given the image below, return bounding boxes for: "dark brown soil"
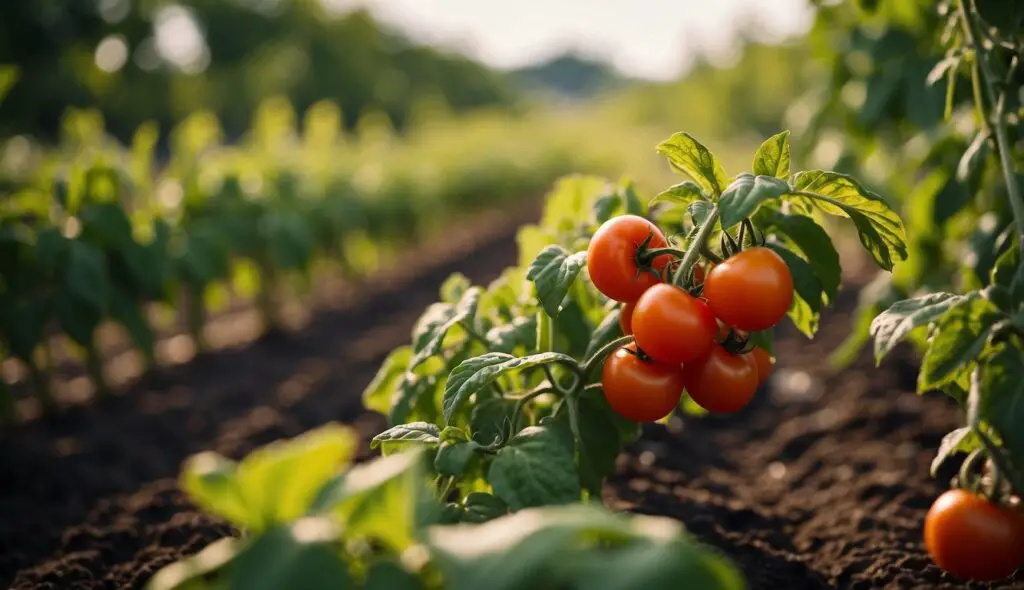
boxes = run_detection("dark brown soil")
[1,207,1023,589]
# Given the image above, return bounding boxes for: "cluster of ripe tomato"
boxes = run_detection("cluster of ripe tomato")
[588,215,793,423]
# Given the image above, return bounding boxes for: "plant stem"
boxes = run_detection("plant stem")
[580,335,635,377]
[673,205,720,285]
[185,282,208,354]
[566,393,583,466]
[961,0,1024,250]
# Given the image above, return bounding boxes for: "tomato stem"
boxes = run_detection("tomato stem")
[960,0,1024,251]
[580,335,635,378]
[509,386,557,435]
[976,427,1024,499]
[673,205,720,285]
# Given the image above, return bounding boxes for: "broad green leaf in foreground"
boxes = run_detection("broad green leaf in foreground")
[655,132,729,198]
[526,245,587,317]
[870,292,965,362]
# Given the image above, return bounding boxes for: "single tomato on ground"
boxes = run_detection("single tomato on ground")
[587,215,670,303]
[924,489,1024,581]
[703,247,793,332]
[602,344,685,422]
[683,344,759,414]
[631,283,717,364]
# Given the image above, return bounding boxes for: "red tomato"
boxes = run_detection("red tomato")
[683,344,758,414]
[924,489,1024,581]
[631,284,717,364]
[602,344,685,422]
[587,215,670,303]
[703,247,793,331]
[619,302,635,335]
[750,347,774,385]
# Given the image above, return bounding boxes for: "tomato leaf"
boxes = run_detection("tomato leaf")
[718,173,789,229]
[957,131,990,199]
[470,397,519,446]
[650,181,705,209]
[109,288,157,366]
[485,316,536,354]
[146,537,240,590]
[918,296,1001,393]
[752,131,792,179]
[434,440,482,477]
[655,132,729,198]
[761,212,841,303]
[767,244,822,337]
[79,202,133,249]
[409,287,482,370]
[526,245,587,318]
[440,273,471,304]
[487,425,581,510]
[930,427,979,477]
[180,452,250,530]
[978,346,1024,474]
[870,292,966,363]
[365,560,424,590]
[363,347,412,417]
[747,329,774,356]
[554,395,622,495]
[443,352,576,424]
[461,492,509,524]
[229,520,350,590]
[371,422,440,456]
[314,449,425,552]
[789,171,907,271]
[65,240,110,313]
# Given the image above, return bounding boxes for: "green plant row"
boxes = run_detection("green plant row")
[0,98,582,422]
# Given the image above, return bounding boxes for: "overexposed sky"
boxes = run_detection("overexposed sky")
[324,0,815,80]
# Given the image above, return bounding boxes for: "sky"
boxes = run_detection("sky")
[323,0,816,81]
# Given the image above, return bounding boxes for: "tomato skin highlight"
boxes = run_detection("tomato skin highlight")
[602,344,685,422]
[587,215,670,303]
[750,347,774,385]
[631,284,718,364]
[924,489,1024,581]
[619,301,635,335]
[682,344,759,414]
[703,247,794,331]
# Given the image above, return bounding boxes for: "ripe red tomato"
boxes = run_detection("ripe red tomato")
[602,344,685,422]
[924,489,1024,581]
[632,284,717,364]
[750,347,774,385]
[619,301,635,335]
[703,247,793,331]
[587,215,670,303]
[683,344,758,414]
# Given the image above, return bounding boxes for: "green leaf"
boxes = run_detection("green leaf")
[583,307,624,360]
[655,132,729,198]
[790,171,907,271]
[718,174,789,229]
[752,131,791,179]
[526,245,587,318]
[930,427,979,477]
[651,181,705,209]
[767,244,822,338]
[554,395,622,495]
[471,397,519,446]
[181,452,250,530]
[689,201,713,225]
[35,228,67,276]
[363,347,412,416]
[440,273,471,304]
[918,297,1001,393]
[65,240,110,312]
[461,492,509,523]
[79,202,133,249]
[434,441,481,477]
[443,352,576,425]
[228,519,350,590]
[979,346,1024,469]
[747,329,774,356]
[975,0,1024,34]
[410,287,481,369]
[0,299,47,361]
[487,425,581,510]
[110,289,156,365]
[365,560,423,590]
[486,316,536,354]
[761,212,841,303]
[371,422,441,456]
[316,449,425,551]
[957,131,990,198]
[54,291,102,347]
[232,424,357,533]
[870,292,965,363]
[146,537,240,590]
[0,65,18,106]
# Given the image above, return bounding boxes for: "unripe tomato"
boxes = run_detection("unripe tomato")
[602,344,685,422]
[619,302,635,335]
[703,247,793,331]
[750,347,774,385]
[924,489,1024,581]
[683,344,758,414]
[632,284,717,364]
[587,215,670,303]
